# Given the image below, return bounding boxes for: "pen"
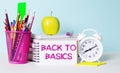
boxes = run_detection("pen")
[3,21,8,31]
[16,13,20,31]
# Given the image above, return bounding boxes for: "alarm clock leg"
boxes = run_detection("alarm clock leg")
[97,60,100,62]
[80,59,84,62]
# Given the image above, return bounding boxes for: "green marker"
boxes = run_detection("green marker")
[18,2,26,22]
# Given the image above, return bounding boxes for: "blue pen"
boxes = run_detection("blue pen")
[13,20,16,25]
[25,26,29,31]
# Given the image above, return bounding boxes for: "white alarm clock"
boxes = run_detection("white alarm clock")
[77,29,103,62]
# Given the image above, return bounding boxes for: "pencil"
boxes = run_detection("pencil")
[5,10,11,31]
[11,14,20,60]
[29,12,35,30]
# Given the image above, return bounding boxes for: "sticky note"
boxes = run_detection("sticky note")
[18,2,26,21]
[76,62,106,66]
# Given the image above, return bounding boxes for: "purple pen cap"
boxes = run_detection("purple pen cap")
[66,32,73,37]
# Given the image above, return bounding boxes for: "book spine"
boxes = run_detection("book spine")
[31,39,40,63]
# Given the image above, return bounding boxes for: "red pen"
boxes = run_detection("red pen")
[15,13,20,31]
[3,21,8,31]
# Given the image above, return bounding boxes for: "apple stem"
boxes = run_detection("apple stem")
[51,11,53,16]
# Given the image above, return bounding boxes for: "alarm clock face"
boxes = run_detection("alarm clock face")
[79,37,103,62]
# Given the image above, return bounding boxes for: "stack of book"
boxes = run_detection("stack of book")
[29,34,78,65]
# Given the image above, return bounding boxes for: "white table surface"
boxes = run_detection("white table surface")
[0,52,120,73]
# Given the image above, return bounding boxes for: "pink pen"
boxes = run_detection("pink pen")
[29,12,35,30]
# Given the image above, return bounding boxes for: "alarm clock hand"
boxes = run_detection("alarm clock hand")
[83,49,89,54]
[89,44,97,51]
[83,44,97,54]
[83,48,92,54]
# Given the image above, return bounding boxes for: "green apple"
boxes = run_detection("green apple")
[41,11,60,35]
